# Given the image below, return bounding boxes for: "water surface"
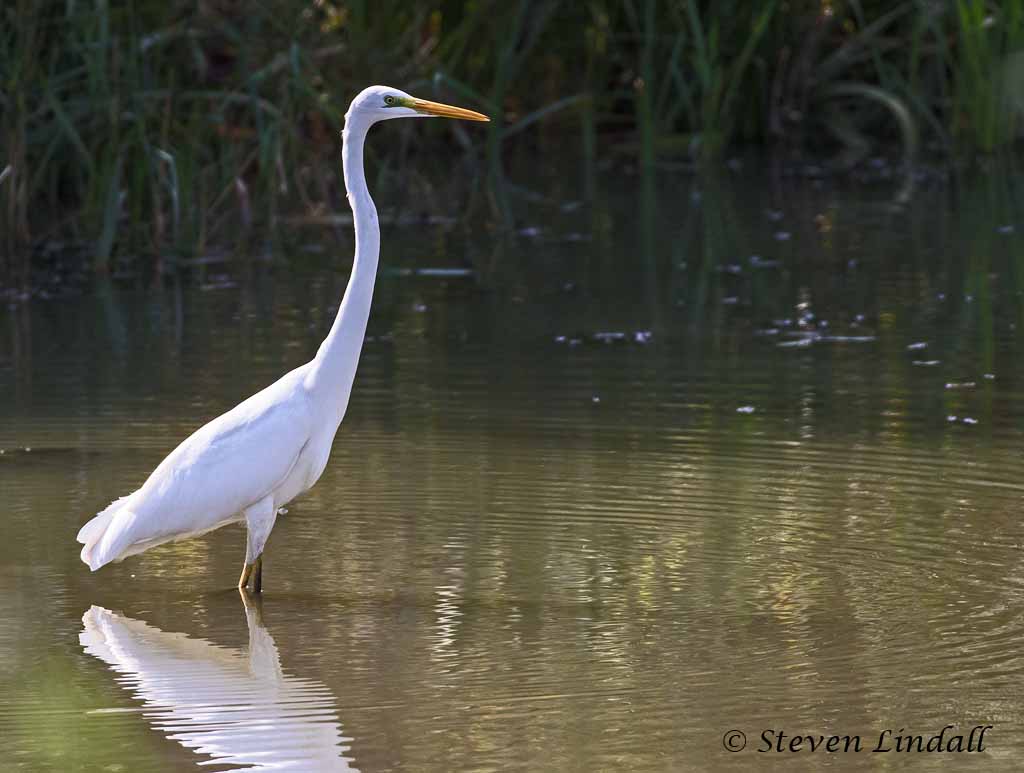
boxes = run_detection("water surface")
[3,166,1024,771]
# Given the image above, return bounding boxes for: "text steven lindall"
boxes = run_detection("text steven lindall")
[756,725,992,754]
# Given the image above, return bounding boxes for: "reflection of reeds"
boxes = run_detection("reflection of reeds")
[661,161,1023,358]
[3,1,1024,276]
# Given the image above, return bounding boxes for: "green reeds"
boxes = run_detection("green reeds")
[952,0,1024,152]
[3,0,1024,280]
[1,0,349,271]
[769,1,920,168]
[621,0,776,162]
[681,0,777,158]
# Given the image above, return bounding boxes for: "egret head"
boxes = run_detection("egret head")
[346,85,489,126]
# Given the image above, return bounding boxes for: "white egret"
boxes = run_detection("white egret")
[77,86,489,591]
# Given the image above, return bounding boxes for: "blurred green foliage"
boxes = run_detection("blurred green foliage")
[1,0,1023,274]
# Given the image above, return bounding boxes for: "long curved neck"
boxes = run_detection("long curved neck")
[305,116,379,419]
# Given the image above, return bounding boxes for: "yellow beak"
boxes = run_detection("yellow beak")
[409,98,490,122]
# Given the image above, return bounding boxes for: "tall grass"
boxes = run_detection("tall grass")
[2,0,1023,279]
[951,0,1024,151]
[1,0,355,275]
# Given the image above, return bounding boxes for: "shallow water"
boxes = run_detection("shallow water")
[3,166,1024,771]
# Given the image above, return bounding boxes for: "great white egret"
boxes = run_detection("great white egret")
[77,86,489,591]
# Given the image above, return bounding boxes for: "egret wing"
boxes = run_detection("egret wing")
[93,374,312,555]
[142,384,314,530]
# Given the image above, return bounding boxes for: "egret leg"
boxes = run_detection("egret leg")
[238,561,254,590]
[252,555,263,594]
[241,495,277,593]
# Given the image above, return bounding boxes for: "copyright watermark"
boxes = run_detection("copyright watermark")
[721,726,992,754]
[722,730,746,752]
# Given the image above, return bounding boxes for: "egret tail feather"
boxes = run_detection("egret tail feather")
[78,498,138,571]
[77,496,130,545]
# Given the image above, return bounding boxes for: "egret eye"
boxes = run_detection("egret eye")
[384,96,397,106]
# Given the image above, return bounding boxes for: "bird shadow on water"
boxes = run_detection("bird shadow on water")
[79,589,359,772]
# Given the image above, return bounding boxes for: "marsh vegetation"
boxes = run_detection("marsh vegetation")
[2,0,1023,287]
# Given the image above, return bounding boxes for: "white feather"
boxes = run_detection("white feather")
[78,365,318,570]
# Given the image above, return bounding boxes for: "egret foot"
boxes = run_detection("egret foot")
[252,555,263,594]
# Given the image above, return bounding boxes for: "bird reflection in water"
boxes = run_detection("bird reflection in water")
[79,592,358,771]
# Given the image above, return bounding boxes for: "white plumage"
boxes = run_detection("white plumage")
[76,86,489,589]
[79,366,317,570]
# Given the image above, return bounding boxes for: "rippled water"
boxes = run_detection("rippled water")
[3,166,1024,771]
